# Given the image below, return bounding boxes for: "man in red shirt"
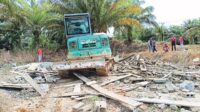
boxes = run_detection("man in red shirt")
[170,36,176,51]
[37,47,43,62]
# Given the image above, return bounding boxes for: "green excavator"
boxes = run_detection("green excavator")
[54,13,113,76]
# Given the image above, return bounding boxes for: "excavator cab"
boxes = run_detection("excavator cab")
[60,13,112,75]
[64,13,91,36]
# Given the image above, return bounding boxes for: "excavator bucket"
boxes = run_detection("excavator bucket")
[52,58,113,76]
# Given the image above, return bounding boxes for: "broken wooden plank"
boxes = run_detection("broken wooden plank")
[75,95,95,101]
[134,98,200,107]
[71,83,82,98]
[0,83,32,89]
[73,73,142,109]
[54,82,83,89]
[73,84,81,93]
[21,73,45,96]
[123,81,150,92]
[162,72,172,78]
[101,74,133,86]
[54,92,99,98]
[118,53,135,62]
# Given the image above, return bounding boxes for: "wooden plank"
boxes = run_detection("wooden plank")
[0,83,32,89]
[100,74,133,86]
[73,73,142,109]
[21,73,45,96]
[123,81,150,92]
[71,83,82,98]
[119,53,135,62]
[134,98,200,107]
[54,82,83,89]
[53,92,99,98]
[73,84,81,92]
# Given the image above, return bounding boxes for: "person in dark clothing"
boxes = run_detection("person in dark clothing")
[147,38,153,52]
[170,36,177,51]
[152,38,157,53]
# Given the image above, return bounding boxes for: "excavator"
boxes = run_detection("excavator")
[53,13,113,76]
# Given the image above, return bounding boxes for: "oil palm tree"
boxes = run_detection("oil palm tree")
[51,0,141,32]
[184,19,200,44]
[15,0,56,47]
[0,0,25,49]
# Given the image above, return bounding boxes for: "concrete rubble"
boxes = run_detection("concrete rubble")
[0,54,200,111]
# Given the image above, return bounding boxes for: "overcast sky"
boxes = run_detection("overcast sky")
[144,0,200,26]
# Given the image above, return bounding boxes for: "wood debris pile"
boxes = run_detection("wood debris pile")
[1,54,200,111]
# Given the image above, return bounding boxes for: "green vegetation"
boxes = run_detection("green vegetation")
[0,0,200,50]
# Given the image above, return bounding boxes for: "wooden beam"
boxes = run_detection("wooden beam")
[101,74,133,86]
[134,98,200,107]
[53,92,99,98]
[0,83,32,89]
[21,73,45,96]
[73,73,142,109]
[123,81,150,92]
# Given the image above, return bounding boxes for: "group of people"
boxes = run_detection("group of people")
[148,35,184,53]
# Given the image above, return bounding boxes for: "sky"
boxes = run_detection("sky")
[144,0,200,26]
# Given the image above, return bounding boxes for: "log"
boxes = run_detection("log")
[73,73,142,109]
[134,98,200,107]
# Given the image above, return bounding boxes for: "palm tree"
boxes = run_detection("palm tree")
[136,6,157,27]
[184,19,200,44]
[0,0,25,49]
[51,0,141,33]
[15,0,56,47]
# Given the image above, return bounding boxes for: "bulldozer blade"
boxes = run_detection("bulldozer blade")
[52,58,113,76]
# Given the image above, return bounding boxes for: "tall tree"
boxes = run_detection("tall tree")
[15,0,55,47]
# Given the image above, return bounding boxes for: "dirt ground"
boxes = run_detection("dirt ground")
[0,43,200,112]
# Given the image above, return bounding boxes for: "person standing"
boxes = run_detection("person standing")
[179,36,184,49]
[37,47,43,62]
[170,35,177,51]
[152,38,157,53]
[147,38,153,52]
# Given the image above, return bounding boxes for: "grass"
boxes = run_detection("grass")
[0,50,35,64]
[140,43,200,65]
[0,49,67,64]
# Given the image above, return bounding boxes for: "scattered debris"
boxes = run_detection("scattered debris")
[74,73,142,109]
[165,81,177,93]
[1,53,200,111]
[95,100,107,109]
[72,102,85,112]
[20,73,45,96]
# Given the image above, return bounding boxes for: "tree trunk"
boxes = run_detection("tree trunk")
[33,30,40,48]
[127,26,133,44]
